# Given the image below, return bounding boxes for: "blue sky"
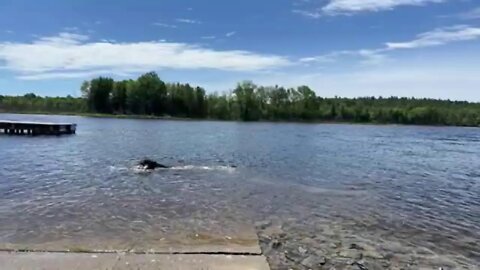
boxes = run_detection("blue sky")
[0,0,479,101]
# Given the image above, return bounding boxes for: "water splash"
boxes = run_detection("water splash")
[109,165,129,172]
[170,165,236,172]
[130,164,236,173]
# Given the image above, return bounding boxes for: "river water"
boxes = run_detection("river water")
[0,114,478,269]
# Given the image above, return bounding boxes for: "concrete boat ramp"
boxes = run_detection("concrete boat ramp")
[0,229,270,270]
[0,252,270,270]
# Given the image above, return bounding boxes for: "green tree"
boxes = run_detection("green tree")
[137,72,166,115]
[111,80,128,113]
[194,86,207,118]
[80,81,90,98]
[88,77,114,113]
[3,74,480,127]
[233,81,260,121]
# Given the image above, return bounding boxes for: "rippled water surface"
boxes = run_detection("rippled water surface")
[0,114,479,266]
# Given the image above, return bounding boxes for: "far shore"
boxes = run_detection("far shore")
[1,110,478,128]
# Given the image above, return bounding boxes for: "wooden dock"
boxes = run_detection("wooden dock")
[0,120,76,136]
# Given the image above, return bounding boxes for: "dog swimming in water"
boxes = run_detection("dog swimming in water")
[137,159,169,171]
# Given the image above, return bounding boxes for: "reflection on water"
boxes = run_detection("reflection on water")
[0,114,479,267]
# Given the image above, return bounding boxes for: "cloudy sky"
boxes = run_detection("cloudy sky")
[0,0,479,100]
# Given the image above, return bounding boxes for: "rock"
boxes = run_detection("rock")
[298,246,308,255]
[271,239,282,249]
[254,220,272,230]
[360,260,384,270]
[353,262,369,270]
[285,252,302,263]
[362,249,383,259]
[339,250,363,260]
[300,255,327,268]
[285,249,306,263]
[314,249,327,257]
[263,225,285,237]
[416,247,435,256]
[258,235,271,245]
[329,242,340,249]
[300,256,316,268]
[349,243,364,250]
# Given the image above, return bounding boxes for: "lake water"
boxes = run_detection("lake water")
[0,114,479,268]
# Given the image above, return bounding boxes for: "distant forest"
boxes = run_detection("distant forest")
[1,72,479,126]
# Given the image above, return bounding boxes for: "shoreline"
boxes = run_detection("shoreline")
[1,111,478,128]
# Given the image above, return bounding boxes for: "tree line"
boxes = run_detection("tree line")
[1,71,479,126]
[80,72,208,118]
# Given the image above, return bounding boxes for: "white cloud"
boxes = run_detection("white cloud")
[100,39,117,43]
[456,7,480,20]
[201,36,216,40]
[356,49,389,65]
[17,70,130,80]
[4,30,14,34]
[176,18,202,24]
[63,27,79,32]
[0,32,292,80]
[292,9,323,18]
[386,25,480,49]
[323,0,445,14]
[302,25,480,66]
[300,49,388,66]
[226,31,236,37]
[152,22,178,28]
[36,32,90,45]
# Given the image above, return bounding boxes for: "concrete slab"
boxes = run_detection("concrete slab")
[0,252,270,270]
[0,226,261,254]
[0,231,261,255]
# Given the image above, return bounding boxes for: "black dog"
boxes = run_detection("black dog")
[138,159,169,170]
